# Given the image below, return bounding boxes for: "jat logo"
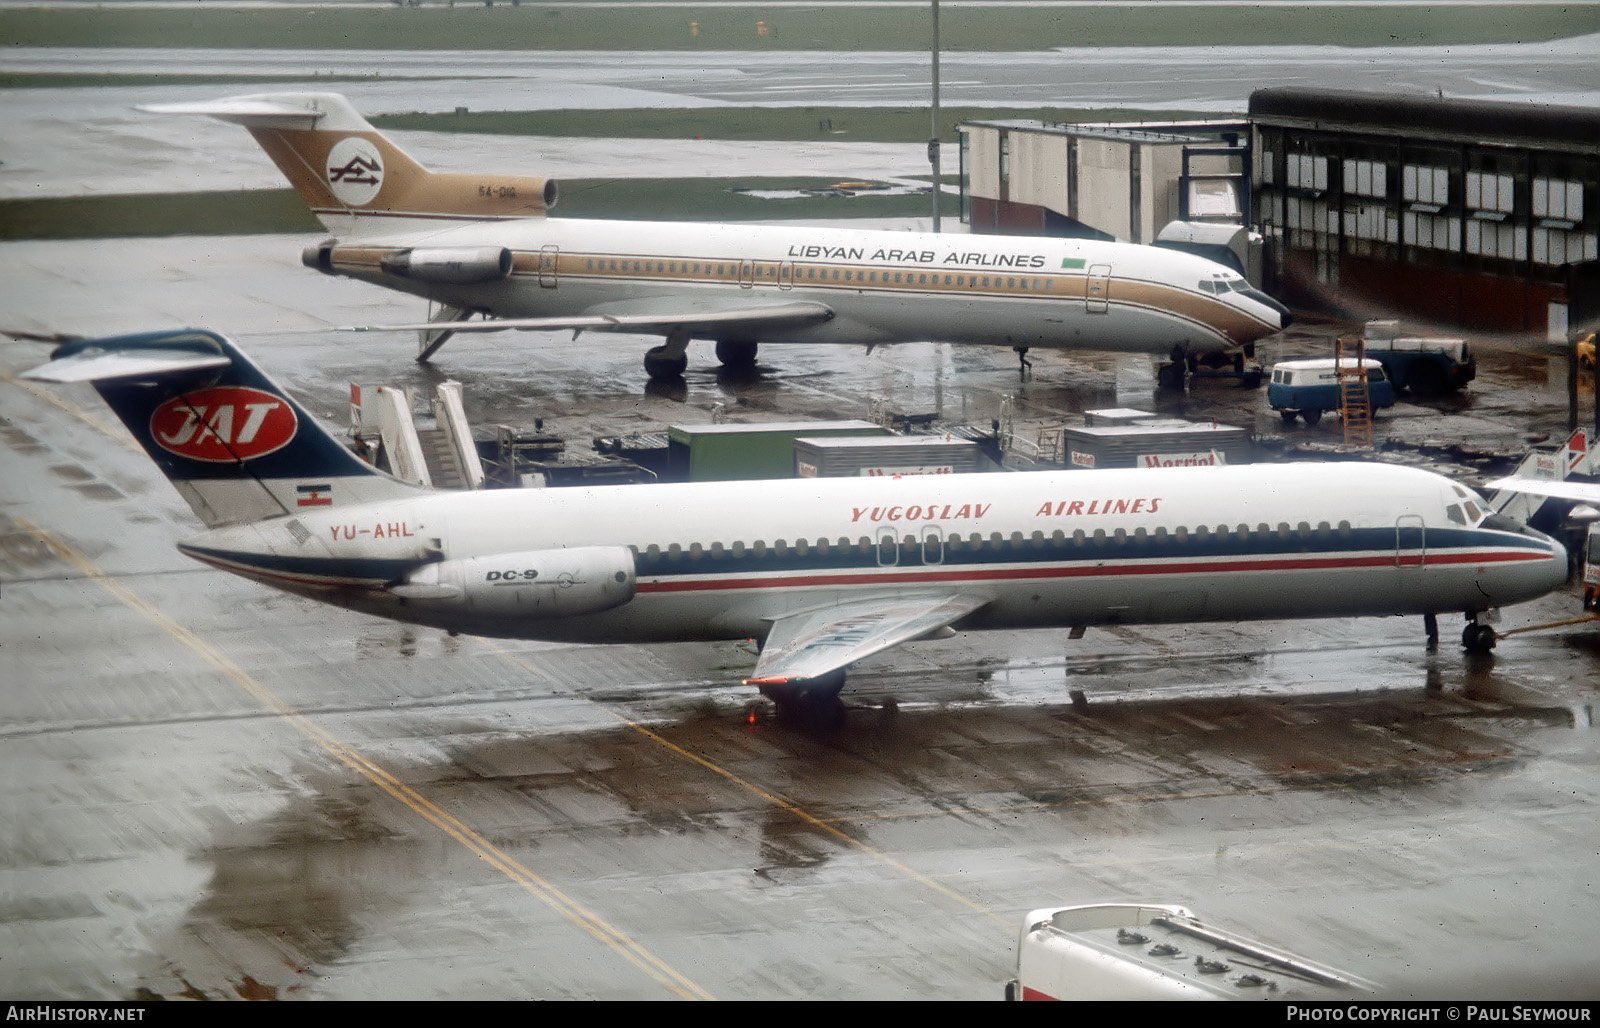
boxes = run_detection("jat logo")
[325,136,384,207]
[149,387,298,463]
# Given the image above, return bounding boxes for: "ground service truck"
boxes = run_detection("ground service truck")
[1005,904,1376,1001]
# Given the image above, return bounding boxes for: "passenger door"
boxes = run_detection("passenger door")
[1395,514,1426,568]
[538,245,559,288]
[1085,264,1111,313]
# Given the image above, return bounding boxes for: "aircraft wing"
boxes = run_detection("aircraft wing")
[745,592,991,688]
[335,299,834,336]
[1484,476,1600,504]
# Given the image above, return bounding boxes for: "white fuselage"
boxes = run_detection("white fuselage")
[180,462,1567,645]
[325,217,1289,353]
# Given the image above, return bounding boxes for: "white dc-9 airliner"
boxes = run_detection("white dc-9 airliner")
[141,93,1291,379]
[24,329,1568,717]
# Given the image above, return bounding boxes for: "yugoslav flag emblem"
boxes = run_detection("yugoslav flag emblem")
[149,386,298,463]
[296,484,333,507]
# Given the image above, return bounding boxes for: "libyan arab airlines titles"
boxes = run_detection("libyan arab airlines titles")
[786,244,1050,268]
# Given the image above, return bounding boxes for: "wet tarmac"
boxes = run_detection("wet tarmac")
[3,49,1599,1001]
[3,230,1599,1001]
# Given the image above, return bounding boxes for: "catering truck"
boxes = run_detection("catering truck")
[1362,321,1476,394]
[1004,904,1376,1001]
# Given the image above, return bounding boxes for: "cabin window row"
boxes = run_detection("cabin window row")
[578,257,1058,292]
[630,520,1361,562]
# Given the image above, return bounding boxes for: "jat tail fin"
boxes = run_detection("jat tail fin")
[21,329,423,528]
[138,93,557,234]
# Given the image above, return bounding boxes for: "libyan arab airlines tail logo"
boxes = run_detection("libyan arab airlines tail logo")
[325,137,385,207]
[330,155,379,184]
[149,387,298,463]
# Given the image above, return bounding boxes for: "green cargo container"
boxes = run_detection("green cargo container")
[666,421,886,481]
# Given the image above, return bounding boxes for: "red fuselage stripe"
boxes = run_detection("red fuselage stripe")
[633,549,1544,594]
[186,546,1548,598]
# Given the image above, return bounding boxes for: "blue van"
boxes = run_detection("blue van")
[1267,358,1395,426]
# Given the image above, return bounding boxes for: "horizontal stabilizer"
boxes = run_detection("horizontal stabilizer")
[747,592,990,687]
[136,98,324,129]
[336,300,835,336]
[20,346,231,384]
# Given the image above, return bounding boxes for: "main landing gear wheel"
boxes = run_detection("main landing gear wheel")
[1462,623,1497,653]
[644,345,688,380]
[715,339,758,370]
[759,671,848,728]
[645,327,692,381]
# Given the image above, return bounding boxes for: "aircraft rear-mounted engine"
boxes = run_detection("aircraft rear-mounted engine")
[377,246,515,284]
[396,545,636,617]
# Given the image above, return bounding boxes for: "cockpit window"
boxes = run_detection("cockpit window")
[1482,511,1530,534]
[1446,504,1466,525]
[1199,275,1247,295]
[1447,485,1489,526]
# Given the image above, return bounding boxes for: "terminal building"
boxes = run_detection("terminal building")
[958,89,1600,339]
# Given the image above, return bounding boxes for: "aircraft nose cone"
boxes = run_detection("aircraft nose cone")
[1241,286,1293,330]
[1514,532,1573,606]
[1544,537,1571,588]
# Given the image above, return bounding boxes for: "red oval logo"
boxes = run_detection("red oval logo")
[149,386,298,463]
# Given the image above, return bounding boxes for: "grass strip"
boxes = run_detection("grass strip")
[371,105,1214,143]
[3,5,1593,51]
[0,179,961,241]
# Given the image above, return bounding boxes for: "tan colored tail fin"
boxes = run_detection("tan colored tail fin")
[140,93,556,233]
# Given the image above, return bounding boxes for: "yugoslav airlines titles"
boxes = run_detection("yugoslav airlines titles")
[846,496,1162,523]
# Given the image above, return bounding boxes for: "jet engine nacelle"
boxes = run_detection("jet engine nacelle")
[399,545,636,617]
[377,246,515,284]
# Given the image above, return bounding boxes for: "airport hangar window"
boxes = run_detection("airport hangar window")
[1530,156,1599,272]
[1453,150,1529,276]
[1401,150,1463,266]
[1340,142,1401,262]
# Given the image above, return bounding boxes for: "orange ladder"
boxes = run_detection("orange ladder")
[1335,336,1373,447]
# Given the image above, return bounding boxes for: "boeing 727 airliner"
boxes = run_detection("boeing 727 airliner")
[24,329,1567,716]
[141,93,1291,380]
